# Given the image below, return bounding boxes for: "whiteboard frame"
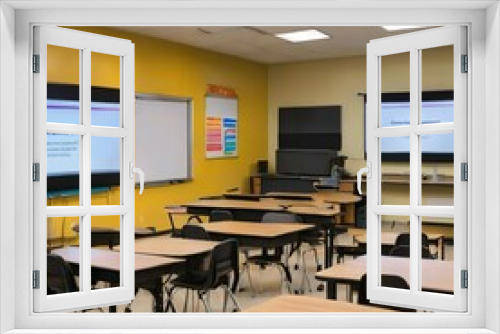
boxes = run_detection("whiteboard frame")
[135,93,193,185]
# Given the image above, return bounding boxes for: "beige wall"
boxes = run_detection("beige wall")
[268,45,454,176]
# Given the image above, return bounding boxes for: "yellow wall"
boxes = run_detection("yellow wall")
[47,27,268,239]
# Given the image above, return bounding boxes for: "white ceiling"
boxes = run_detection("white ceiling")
[114,26,433,64]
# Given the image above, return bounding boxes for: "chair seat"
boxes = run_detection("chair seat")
[246,253,282,264]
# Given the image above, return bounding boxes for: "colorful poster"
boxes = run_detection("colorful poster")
[205,96,238,158]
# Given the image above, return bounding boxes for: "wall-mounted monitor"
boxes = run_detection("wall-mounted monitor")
[364,91,454,162]
[279,105,341,150]
[47,83,121,191]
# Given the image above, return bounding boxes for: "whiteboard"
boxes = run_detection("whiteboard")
[135,96,191,183]
[205,95,238,158]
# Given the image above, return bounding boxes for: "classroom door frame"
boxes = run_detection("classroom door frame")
[2,2,496,333]
[364,26,467,312]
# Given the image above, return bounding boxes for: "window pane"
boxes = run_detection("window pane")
[91,216,121,290]
[47,216,81,295]
[47,45,80,125]
[421,133,454,206]
[421,45,454,124]
[421,216,454,294]
[91,52,121,128]
[381,215,411,290]
[91,136,121,206]
[381,136,410,206]
[380,52,410,128]
[47,133,80,206]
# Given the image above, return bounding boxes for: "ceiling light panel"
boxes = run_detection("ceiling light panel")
[275,29,330,43]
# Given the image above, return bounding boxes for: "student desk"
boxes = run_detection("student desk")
[183,198,341,268]
[244,295,393,312]
[352,231,445,259]
[52,246,184,312]
[130,236,219,258]
[72,224,156,249]
[315,255,454,300]
[203,221,313,287]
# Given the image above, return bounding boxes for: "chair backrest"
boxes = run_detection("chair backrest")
[358,273,413,311]
[261,212,302,224]
[389,245,433,259]
[181,223,209,240]
[394,233,430,248]
[209,210,234,223]
[47,254,79,295]
[206,238,239,291]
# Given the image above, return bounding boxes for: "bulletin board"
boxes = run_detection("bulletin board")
[205,95,238,158]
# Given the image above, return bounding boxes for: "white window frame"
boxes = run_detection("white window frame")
[0,1,498,333]
[33,26,137,312]
[365,26,467,312]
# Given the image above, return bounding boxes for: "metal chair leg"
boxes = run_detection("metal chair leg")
[222,287,229,312]
[224,285,241,312]
[198,292,212,312]
[183,289,189,312]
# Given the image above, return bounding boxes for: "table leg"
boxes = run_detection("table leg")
[153,277,164,312]
[326,280,337,300]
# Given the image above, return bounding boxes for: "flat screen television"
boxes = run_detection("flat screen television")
[276,149,335,176]
[47,83,121,191]
[279,105,341,150]
[364,91,454,162]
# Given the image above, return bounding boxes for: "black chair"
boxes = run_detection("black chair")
[358,273,415,312]
[47,254,79,295]
[241,212,297,296]
[209,210,234,222]
[395,233,430,248]
[181,223,209,240]
[389,245,433,259]
[166,239,240,312]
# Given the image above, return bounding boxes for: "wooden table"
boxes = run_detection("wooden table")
[203,221,313,288]
[315,255,454,300]
[52,246,185,312]
[243,295,392,312]
[352,231,445,259]
[183,198,341,268]
[130,236,219,258]
[72,224,156,249]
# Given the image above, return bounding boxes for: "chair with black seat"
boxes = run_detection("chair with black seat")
[47,253,79,295]
[241,212,297,297]
[181,223,209,240]
[209,210,234,223]
[394,233,436,258]
[389,245,433,259]
[358,273,416,312]
[166,239,240,312]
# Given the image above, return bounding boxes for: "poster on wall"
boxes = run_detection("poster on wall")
[205,93,238,158]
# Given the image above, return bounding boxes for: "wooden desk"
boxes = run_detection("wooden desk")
[203,221,313,287]
[52,247,184,312]
[243,295,392,312]
[130,236,219,258]
[315,255,454,300]
[72,224,156,249]
[183,199,340,268]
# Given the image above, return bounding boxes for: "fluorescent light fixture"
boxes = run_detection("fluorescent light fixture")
[382,26,422,31]
[276,29,330,43]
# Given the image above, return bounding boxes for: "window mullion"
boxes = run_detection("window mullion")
[409,47,420,294]
[81,47,92,294]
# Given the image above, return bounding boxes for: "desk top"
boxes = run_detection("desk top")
[268,191,361,204]
[184,199,340,217]
[129,236,219,257]
[72,225,155,236]
[203,221,313,238]
[52,246,183,272]
[353,231,443,245]
[243,295,392,312]
[316,255,453,294]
